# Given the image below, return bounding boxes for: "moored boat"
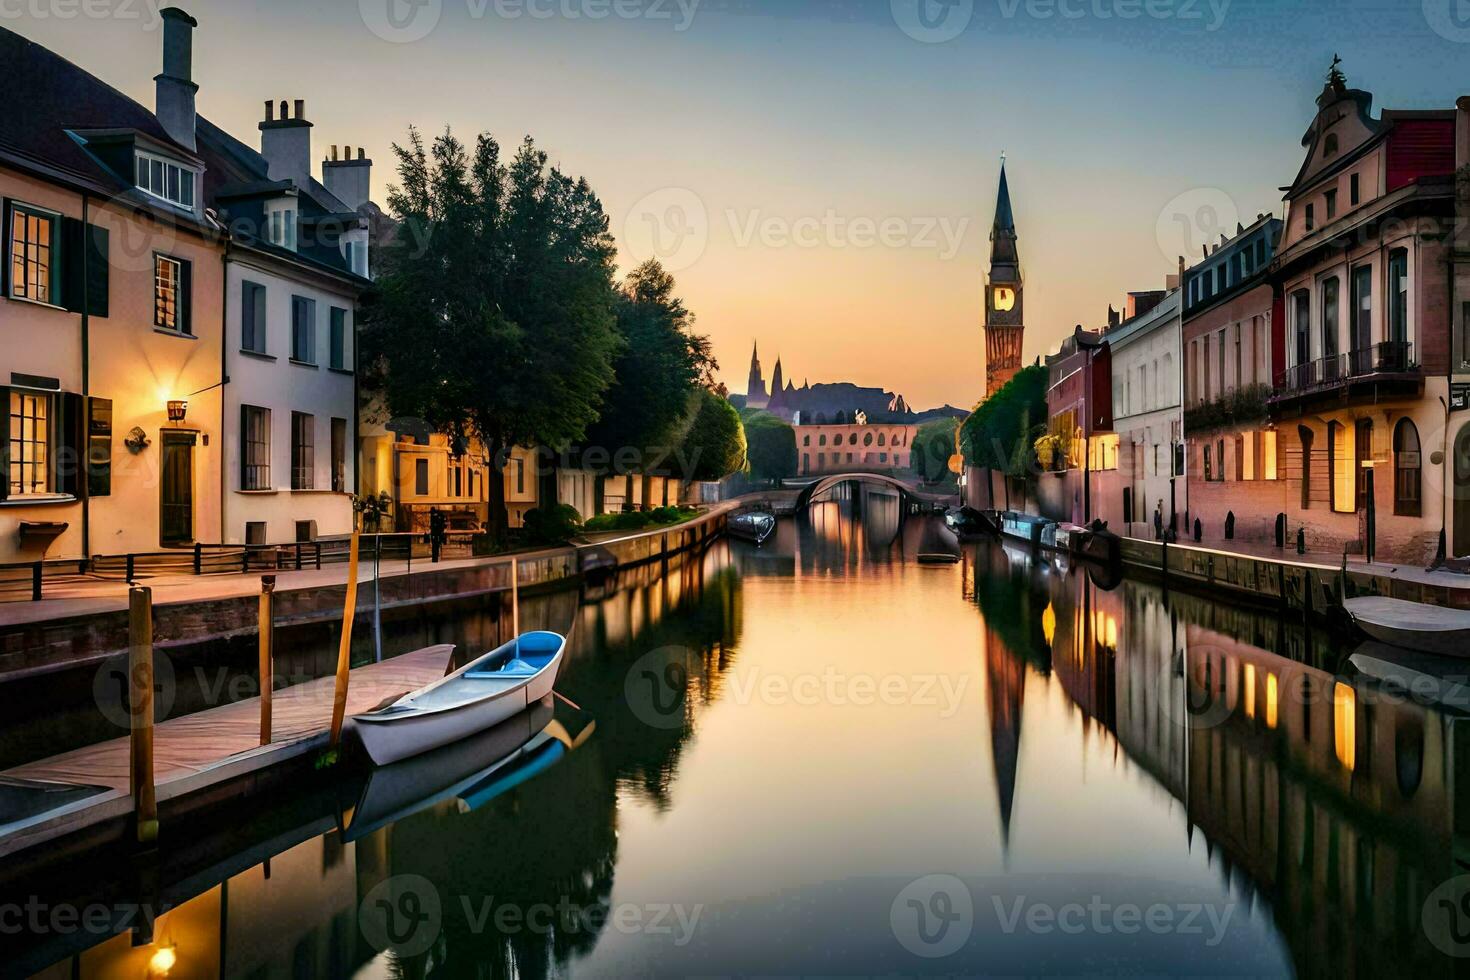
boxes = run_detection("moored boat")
[728,511,777,545]
[1343,596,1470,658]
[1000,512,1054,549]
[347,631,566,766]
[944,506,998,539]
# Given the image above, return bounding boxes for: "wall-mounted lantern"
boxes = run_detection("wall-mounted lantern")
[167,400,188,424]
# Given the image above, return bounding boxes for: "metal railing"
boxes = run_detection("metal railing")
[1276,341,1415,394]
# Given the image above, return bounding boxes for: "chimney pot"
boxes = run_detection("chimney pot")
[155,7,199,151]
[265,100,274,122]
[279,100,288,120]
[330,144,338,162]
[294,99,305,120]
[357,147,365,161]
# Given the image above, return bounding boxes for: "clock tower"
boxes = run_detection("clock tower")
[984,160,1025,397]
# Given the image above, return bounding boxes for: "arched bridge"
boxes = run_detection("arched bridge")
[794,473,957,512]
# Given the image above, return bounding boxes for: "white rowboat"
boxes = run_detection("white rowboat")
[347,631,566,766]
[1342,596,1470,658]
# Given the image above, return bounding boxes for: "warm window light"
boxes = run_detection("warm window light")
[1334,682,1356,771]
[166,400,188,423]
[1265,672,1279,729]
[149,945,177,976]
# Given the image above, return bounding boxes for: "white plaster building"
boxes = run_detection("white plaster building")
[1104,289,1183,536]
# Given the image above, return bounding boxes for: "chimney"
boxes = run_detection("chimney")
[154,8,199,151]
[259,97,314,187]
[323,141,374,211]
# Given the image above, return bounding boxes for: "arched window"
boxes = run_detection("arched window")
[863,432,874,447]
[1328,420,1355,513]
[878,433,887,447]
[1393,419,1421,516]
[893,431,903,446]
[849,433,858,446]
[819,434,827,447]
[1299,426,1314,509]
[803,434,810,447]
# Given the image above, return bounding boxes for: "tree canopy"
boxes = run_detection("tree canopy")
[361,129,620,540]
[680,391,746,483]
[910,417,960,483]
[961,364,1048,475]
[583,259,714,479]
[741,410,797,484]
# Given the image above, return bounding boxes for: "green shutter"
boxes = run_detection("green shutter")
[61,216,86,313]
[0,385,9,502]
[87,396,113,497]
[86,224,109,318]
[57,391,84,497]
[179,258,193,335]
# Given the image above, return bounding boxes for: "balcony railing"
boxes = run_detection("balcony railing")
[1275,341,1416,395]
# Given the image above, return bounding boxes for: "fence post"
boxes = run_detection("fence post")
[125,553,135,583]
[315,543,322,571]
[32,561,42,602]
[259,575,275,745]
[193,542,202,575]
[295,542,303,571]
[128,585,158,845]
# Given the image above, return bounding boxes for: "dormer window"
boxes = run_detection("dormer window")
[1324,132,1339,157]
[135,150,196,209]
[266,203,298,251]
[343,239,367,277]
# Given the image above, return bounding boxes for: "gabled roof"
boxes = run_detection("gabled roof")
[0,26,200,195]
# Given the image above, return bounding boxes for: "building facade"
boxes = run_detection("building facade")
[1039,327,1112,525]
[0,15,226,561]
[1181,216,1282,547]
[797,422,916,476]
[1103,289,1183,537]
[1269,67,1463,564]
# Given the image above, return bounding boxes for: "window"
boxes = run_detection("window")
[343,239,367,277]
[1329,421,1354,513]
[514,456,526,495]
[414,457,429,495]
[153,254,190,333]
[1261,429,1278,481]
[1350,173,1360,206]
[135,151,196,209]
[1216,439,1226,482]
[1203,443,1213,482]
[241,405,271,490]
[7,390,51,496]
[1325,189,1337,221]
[267,206,297,250]
[1299,426,1314,509]
[291,296,316,363]
[8,203,59,304]
[329,307,348,370]
[1203,336,1212,401]
[1393,418,1421,517]
[1255,239,1266,267]
[1324,132,1339,157]
[1321,276,1340,364]
[242,281,267,353]
[245,522,267,545]
[331,417,347,493]
[1232,325,1241,392]
[1293,289,1311,369]
[1355,420,1373,511]
[1217,329,1226,393]
[1388,250,1408,345]
[291,412,314,490]
[1351,265,1373,364]
[803,435,810,446]
[1305,203,1315,232]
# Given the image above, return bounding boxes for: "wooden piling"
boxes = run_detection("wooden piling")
[259,575,276,745]
[328,533,362,752]
[128,585,158,845]
[510,557,520,643]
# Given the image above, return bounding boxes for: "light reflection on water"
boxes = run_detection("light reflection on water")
[16,484,1468,978]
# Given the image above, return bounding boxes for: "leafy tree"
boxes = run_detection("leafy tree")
[961,364,1048,475]
[362,129,620,543]
[582,259,714,510]
[742,411,797,485]
[910,417,960,483]
[679,390,746,484]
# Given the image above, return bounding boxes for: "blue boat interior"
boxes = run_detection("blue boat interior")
[465,632,562,680]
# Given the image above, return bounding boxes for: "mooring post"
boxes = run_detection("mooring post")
[128,585,158,845]
[328,532,362,752]
[511,556,520,655]
[259,575,276,745]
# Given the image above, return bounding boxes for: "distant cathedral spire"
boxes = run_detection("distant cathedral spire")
[771,356,785,395]
[746,340,768,408]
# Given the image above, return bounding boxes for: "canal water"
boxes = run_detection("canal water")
[15,484,1469,978]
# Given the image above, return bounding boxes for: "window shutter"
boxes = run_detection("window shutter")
[240,404,249,490]
[61,216,86,313]
[0,199,10,297]
[87,396,112,498]
[180,258,193,335]
[86,223,109,318]
[57,391,85,497]
[242,282,255,351]
[0,385,9,502]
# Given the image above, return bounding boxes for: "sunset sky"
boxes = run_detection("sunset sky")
[18,0,1468,410]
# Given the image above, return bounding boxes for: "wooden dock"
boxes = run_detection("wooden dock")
[0,644,454,859]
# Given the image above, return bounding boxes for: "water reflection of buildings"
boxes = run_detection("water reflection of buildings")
[969,542,1466,976]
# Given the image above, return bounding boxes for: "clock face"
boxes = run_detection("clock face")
[993,287,1016,312]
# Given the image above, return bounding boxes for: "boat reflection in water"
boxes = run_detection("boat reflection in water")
[14,495,1468,978]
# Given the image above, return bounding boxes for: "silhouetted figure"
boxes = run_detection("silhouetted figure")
[429,507,447,563]
[1153,500,1164,540]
